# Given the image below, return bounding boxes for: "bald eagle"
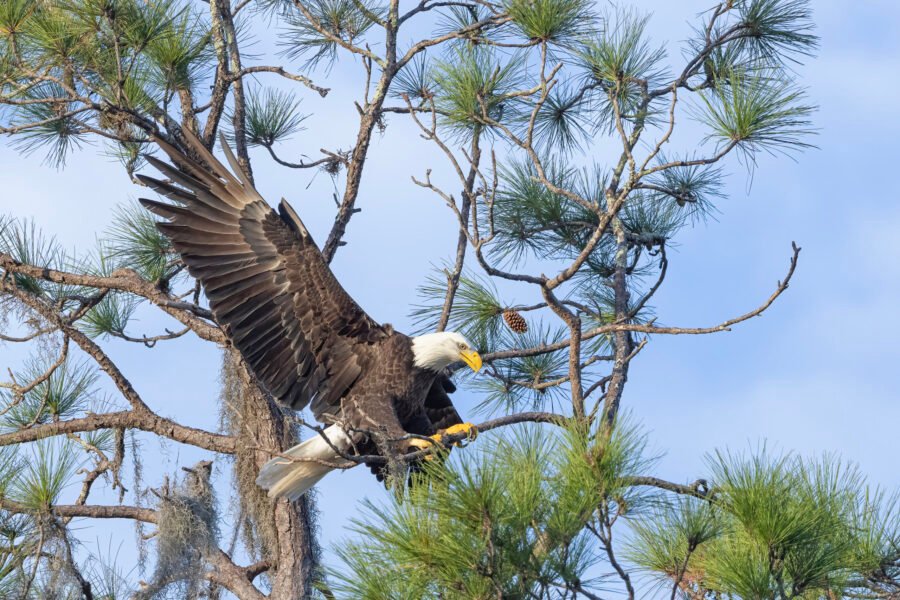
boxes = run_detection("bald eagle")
[138,134,481,501]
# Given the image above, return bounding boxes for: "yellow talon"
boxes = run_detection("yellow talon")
[407,437,437,461]
[406,423,478,463]
[442,422,479,441]
[430,422,478,449]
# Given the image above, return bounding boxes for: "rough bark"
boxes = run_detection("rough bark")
[0,410,234,454]
[229,356,320,599]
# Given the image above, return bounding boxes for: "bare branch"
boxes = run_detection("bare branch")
[263,144,346,170]
[480,243,801,363]
[108,326,192,347]
[0,410,236,454]
[624,476,711,499]
[0,497,158,523]
[232,66,330,97]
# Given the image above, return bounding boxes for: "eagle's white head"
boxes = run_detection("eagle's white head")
[411,331,482,373]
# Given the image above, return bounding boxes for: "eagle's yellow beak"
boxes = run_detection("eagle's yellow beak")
[460,349,482,373]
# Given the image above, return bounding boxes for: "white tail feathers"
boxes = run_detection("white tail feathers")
[255,425,353,501]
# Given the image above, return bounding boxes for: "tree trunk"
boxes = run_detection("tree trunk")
[221,350,320,598]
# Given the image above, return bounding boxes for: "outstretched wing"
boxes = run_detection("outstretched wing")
[138,132,389,416]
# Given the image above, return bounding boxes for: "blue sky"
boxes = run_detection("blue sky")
[1,0,898,592]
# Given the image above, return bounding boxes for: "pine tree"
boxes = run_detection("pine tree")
[0,0,897,598]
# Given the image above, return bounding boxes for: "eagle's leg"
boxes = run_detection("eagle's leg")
[401,410,438,446]
[405,436,440,461]
[405,437,438,449]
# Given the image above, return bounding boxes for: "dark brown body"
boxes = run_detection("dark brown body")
[338,333,436,439]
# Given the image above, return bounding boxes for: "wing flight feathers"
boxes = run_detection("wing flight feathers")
[138,132,387,413]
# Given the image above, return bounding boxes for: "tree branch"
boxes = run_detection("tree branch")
[624,476,711,499]
[479,243,801,363]
[0,497,158,523]
[0,256,224,344]
[231,66,330,97]
[0,410,235,454]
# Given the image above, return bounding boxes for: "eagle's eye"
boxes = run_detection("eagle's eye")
[458,342,467,350]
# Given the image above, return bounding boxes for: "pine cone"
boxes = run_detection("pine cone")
[502,309,528,334]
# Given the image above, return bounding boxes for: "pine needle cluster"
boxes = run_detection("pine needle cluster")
[628,449,900,598]
[332,419,652,598]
